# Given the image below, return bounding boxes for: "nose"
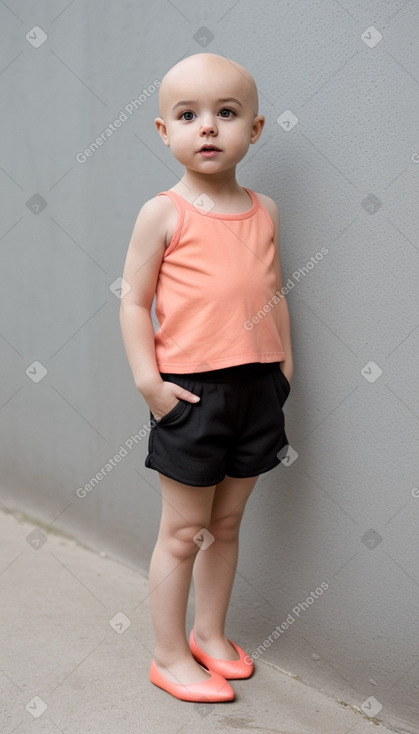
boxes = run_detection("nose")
[200,116,217,135]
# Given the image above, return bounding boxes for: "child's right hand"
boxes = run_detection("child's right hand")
[142,380,200,422]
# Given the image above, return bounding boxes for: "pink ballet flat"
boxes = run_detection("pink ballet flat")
[149,659,235,702]
[189,629,254,679]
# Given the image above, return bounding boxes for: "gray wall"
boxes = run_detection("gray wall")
[1,1,418,731]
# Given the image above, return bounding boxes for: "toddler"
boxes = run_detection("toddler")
[120,52,293,702]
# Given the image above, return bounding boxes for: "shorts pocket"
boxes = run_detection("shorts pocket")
[272,368,291,405]
[279,368,291,394]
[155,399,193,427]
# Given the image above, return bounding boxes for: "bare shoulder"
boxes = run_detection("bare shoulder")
[121,194,178,307]
[136,193,176,226]
[255,192,279,216]
[254,192,279,231]
[134,193,178,248]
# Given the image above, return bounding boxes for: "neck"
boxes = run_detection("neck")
[179,168,243,199]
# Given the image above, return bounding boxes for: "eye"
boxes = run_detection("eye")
[179,111,195,121]
[219,108,236,118]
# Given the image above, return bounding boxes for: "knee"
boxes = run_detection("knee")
[162,525,205,560]
[208,513,242,543]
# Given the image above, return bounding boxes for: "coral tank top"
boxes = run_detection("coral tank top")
[153,186,285,373]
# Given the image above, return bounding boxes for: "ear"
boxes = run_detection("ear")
[249,114,265,144]
[155,117,170,146]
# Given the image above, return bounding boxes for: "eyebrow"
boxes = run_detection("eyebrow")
[172,97,243,111]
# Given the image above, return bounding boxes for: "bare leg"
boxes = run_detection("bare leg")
[192,474,259,659]
[148,473,216,684]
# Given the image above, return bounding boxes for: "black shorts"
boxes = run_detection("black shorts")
[144,361,291,487]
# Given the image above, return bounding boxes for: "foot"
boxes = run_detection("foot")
[153,654,211,685]
[193,631,240,661]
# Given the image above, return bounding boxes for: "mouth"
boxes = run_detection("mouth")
[199,143,220,152]
[199,144,220,156]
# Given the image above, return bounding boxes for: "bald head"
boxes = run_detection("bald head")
[158,53,259,120]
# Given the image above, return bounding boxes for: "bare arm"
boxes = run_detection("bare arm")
[259,195,294,383]
[119,198,166,393]
[119,197,200,419]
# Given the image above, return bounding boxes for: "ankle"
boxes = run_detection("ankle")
[153,646,194,667]
[193,627,225,643]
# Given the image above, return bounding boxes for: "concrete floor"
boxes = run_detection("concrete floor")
[0,506,400,734]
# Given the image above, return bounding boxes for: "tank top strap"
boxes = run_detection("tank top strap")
[156,189,187,212]
[156,191,185,256]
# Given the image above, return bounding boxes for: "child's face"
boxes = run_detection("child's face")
[155,55,265,175]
